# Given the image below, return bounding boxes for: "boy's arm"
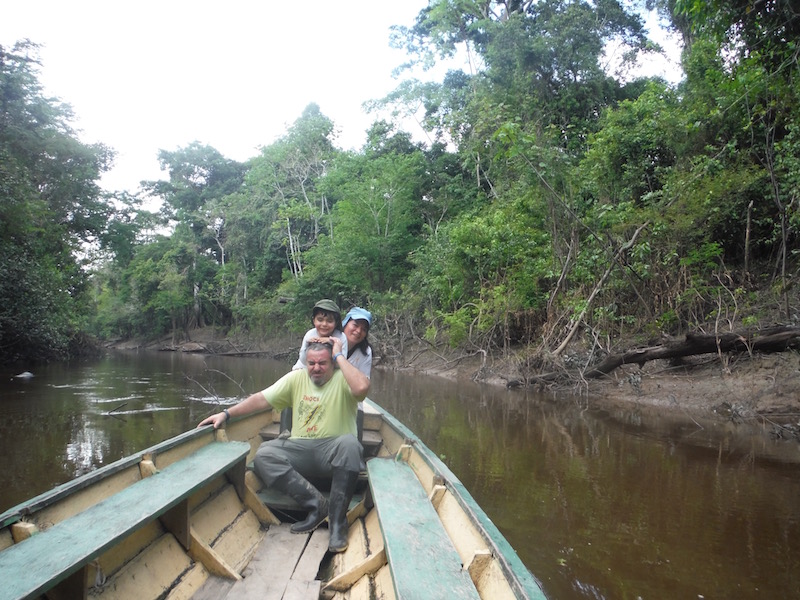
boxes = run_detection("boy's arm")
[292,328,314,370]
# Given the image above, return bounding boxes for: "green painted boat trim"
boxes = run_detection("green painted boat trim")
[1,441,251,600]
[368,457,481,599]
[364,398,548,600]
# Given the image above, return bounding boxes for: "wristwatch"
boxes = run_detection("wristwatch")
[332,352,343,362]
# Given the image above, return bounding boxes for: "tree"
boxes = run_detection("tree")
[391,0,653,150]
[674,0,800,315]
[580,81,682,206]
[142,142,246,330]
[0,41,114,361]
[245,104,337,280]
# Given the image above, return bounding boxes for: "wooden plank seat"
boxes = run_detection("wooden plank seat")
[366,456,481,600]
[0,441,251,600]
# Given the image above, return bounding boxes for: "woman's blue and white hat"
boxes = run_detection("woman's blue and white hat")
[343,307,372,327]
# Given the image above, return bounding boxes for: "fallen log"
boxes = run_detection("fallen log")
[585,325,800,379]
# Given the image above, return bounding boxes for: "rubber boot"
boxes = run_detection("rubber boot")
[276,471,328,534]
[279,408,293,439]
[328,468,359,553]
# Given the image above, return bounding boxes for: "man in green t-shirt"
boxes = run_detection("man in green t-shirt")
[198,338,369,553]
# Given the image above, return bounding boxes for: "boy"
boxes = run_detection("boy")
[292,299,348,371]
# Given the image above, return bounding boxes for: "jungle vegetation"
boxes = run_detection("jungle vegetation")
[1,1,798,370]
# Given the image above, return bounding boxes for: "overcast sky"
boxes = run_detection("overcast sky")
[2,1,680,195]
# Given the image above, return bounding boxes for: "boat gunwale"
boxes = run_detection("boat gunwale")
[364,398,547,600]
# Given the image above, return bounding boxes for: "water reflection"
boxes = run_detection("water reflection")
[371,371,800,600]
[1,353,799,598]
[0,352,288,509]
[65,420,107,475]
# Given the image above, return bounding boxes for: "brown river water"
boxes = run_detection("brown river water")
[1,350,799,599]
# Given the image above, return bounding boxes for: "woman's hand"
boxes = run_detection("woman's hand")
[309,336,340,354]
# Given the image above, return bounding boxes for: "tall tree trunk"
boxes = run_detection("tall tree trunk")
[744,199,753,276]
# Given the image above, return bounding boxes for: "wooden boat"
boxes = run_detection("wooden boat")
[0,400,547,600]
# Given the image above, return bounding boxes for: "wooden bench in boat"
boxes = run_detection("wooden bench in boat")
[0,441,251,600]
[366,456,481,600]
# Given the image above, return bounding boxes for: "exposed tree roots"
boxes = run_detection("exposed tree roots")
[583,325,800,378]
[504,325,800,389]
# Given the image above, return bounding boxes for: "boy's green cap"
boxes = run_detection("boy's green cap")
[313,299,340,314]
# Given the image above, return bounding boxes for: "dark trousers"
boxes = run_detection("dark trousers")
[253,434,362,486]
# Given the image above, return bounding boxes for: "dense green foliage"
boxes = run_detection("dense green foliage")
[0,41,119,362]
[3,1,799,365]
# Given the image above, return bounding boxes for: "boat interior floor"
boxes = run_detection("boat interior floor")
[193,477,367,600]
[193,523,329,600]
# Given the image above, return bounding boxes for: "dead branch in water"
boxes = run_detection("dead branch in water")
[106,402,127,414]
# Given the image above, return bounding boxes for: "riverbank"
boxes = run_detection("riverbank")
[411,343,800,421]
[107,326,800,429]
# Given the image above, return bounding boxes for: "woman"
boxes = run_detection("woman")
[342,307,372,456]
[342,307,372,378]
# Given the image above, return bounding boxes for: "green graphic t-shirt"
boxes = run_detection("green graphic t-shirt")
[261,369,362,438]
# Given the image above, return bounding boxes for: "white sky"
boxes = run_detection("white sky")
[2,1,435,193]
[3,1,681,196]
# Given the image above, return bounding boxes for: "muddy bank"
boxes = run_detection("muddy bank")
[402,343,800,461]
[415,346,800,420]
